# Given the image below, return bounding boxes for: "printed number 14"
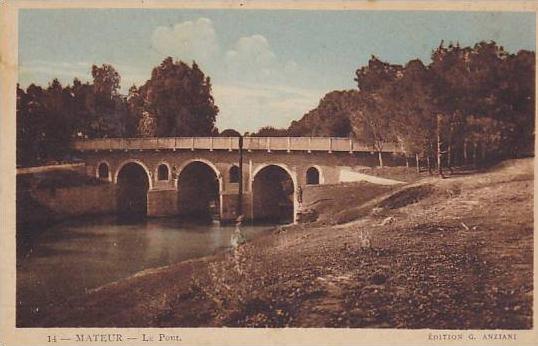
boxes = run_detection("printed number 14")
[48,335,57,343]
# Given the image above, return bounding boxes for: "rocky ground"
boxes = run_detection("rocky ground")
[24,159,533,328]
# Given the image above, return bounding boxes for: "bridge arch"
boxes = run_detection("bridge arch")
[175,158,223,190]
[96,160,112,181]
[251,163,297,224]
[306,165,323,185]
[114,159,153,190]
[115,160,151,217]
[155,161,171,181]
[251,163,297,189]
[176,159,222,221]
[229,165,240,183]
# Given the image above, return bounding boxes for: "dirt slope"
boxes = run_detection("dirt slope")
[302,181,398,224]
[25,159,534,329]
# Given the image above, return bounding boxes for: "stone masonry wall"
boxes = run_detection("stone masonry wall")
[77,148,406,221]
[31,184,117,218]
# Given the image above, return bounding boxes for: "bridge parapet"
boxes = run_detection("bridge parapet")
[72,137,399,153]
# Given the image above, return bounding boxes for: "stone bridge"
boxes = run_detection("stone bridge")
[73,137,401,223]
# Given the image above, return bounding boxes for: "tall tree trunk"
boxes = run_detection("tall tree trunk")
[405,154,409,169]
[463,138,469,165]
[415,153,420,173]
[377,150,384,168]
[447,121,453,169]
[447,144,454,174]
[437,114,444,178]
[426,155,432,175]
[447,144,452,168]
[473,142,478,167]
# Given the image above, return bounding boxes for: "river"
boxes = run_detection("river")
[16,216,275,317]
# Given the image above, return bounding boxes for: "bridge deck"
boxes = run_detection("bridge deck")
[72,137,399,153]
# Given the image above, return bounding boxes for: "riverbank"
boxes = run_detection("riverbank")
[21,159,533,328]
[17,168,115,232]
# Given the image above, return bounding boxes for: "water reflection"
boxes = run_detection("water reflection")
[17,216,274,314]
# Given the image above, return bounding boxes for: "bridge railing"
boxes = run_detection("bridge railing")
[72,137,399,153]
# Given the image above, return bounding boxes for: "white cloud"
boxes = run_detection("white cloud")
[151,17,219,67]
[223,34,289,83]
[213,82,323,133]
[225,35,276,67]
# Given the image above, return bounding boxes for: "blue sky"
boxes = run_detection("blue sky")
[19,9,535,132]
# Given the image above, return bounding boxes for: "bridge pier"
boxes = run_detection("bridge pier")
[147,189,178,217]
[221,192,253,223]
[145,188,253,222]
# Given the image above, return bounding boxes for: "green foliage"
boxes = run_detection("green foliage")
[17,59,220,166]
[219,129,241,137]
[384,59,437,156]
[132,58,219,137]
[250,126,289,137]
[427,41,534,163]
[87,64,129,138]
[288,90,356,137]
[288,40,534,168]
[355,55,403,93]
[17,81,75,165]
[91,64,120,96]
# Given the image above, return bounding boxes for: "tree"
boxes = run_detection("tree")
[88,64,126,137]
[288,90,356,137]
[125,85,145,137]
[428,41,523,169]
[219,129,241,137]
[496,50,535,157]
[355,56,403,93]
[134,58,219,137]
[16,84,34,165]
[429,42,472,174]
[70,78,95,138]
[19,84,48,164]
[41,79,75,160]
[17,80,76,165]
[251,126,289,137]
[16,59,222,164]
[91,64,120,97]
[138,110,157,137]
[351,57,403,167]
[349,92,394,167]
[383,59,437,171]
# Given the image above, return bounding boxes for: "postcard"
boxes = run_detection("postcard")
[1,1,537,345]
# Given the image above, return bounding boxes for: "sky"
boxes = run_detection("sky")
[19,9,535,132]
